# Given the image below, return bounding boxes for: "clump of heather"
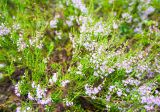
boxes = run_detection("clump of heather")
[0,0,159,111]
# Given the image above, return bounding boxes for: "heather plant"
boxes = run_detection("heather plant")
[0,0,159,112]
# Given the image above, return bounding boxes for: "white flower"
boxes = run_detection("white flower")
[55,31,62,39]
[72,0,88,14]
[36,84,47,99]
[49,73,57,85]
[31,81,36,88]
[61,80,70,87]
[76,71,82,75]
[113,22,118,29]
[109,0,114,4]
[13,23,20,30]
[0,63,5,68]
[37,97,51,105]
[64,99,73,106]
[93,71,99,76]
[122,13,132,23]
[66,20,73,27]
[50,19,58,28]
[15,83,21,97]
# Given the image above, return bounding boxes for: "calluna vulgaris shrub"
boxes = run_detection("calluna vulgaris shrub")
[0,0,160,111]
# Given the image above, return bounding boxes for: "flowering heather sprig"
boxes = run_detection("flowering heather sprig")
[122,13,132,23]
[55,31,62,39]
[16,106,32,112]
[15,82,21,97]
[29,32,43,49]
[12,23,20,31]
[36,84,47,99]
[113,22,118,29]
[122,77,141,86]
[79,16,110,36]
[117,89,123,97]
[108,85,126,98]
[0,24,10,36]
[71,0,88,14]
[138,83,160,110]
[50,19,58,28]
[109,85,115,92]
[63,98,73,107]
[37,97,52,105]
[50,15,60,28]
[85,83,103,97]
[29,82,52,105]
[66,16,75,27]
[28,92,34,100]
[141,6,155,20]
[17,37,27,51]
[49,73,58,85]
[106,95,111,102]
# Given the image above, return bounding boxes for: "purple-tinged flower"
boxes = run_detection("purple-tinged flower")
[109,86,115,91]
[117,90,122,97]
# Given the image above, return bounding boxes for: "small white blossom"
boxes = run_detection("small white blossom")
[66,20,73,27]
[13,23,20,30]
[49,73,57,85]
[0,63,5,68]
[113,22,118,29]
[64,99,73,107]
[61,80,70,87]
[15,83,21,97]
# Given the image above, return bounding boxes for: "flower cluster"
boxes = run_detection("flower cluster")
[85,83,103,99]
[16,106,32,112]
[50,15,60,28]
[138,83,160,111]
[29,31,43,49]
[0,24,10,36]
[63,98,73,107]
[17,37,27,51]
[122,77,140,86]
[14,82,21,97]
[71,0,88,14]
[28,82,52,105]
[1,0,159,111]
